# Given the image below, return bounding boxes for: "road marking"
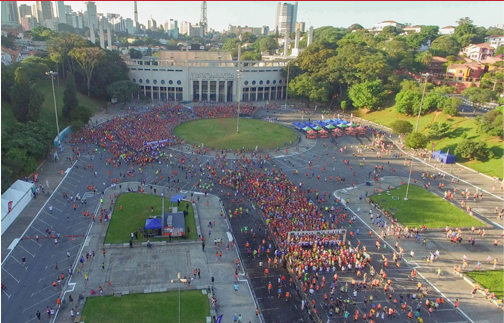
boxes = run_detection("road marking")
[1,160,77,267]
[36,217,53,228]
[2,288,11,299]
[2,268,20,283]
[7,238,20,250]
[18,244,35,257]
[31,284,53,297]
[21,291,61,313]
[43,211,57,220]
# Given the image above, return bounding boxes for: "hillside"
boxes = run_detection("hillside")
[355,107,503,179]
[1,79,104,137]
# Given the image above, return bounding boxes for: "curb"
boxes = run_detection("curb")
[453,271,503,310]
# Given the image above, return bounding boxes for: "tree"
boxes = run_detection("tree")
[288,74,329,108]
[462,87,496,112]
[340,101,347,112]
[476,110,503,137]
[69,47,105,97]
[390,120,414,135]
[107,80,140,107]
[47,32,89,77]
[27,87,44,122]
[347,24,364,32]
[257,37,277,53]
[348,80,386,111]
[430,36,459,56]
[85,50,129,100]
[63,72,78,120]
[416,51,433,66]
[240,51,261,61]
[443,97,461,116]
[428,122,451,138]
[129,48,142,58]
[405,132,428,149]
[11,67,31,123]
[395,90,422,115]
[71,106,93,124]
[455,138,488,160]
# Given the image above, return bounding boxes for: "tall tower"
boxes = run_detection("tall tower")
[200,1,207,36]
[133,1,138,31]
[275,2,298,35]
[56,1,66,24]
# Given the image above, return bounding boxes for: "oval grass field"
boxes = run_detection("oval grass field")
[174,118,298,150]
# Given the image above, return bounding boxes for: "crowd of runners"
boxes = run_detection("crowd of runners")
[58,102,504,322]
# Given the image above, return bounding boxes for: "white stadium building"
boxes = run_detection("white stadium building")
[126,51,288,103]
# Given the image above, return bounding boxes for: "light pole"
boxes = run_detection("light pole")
[46,71,61,146]
[284,62,290,110]
[237,34,242,134]
[405,73,430,201]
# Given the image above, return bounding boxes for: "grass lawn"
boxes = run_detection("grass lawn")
[466,270,504,300]
[1,79,103,136]
[354,107,503,179]
[370,185,485,229]
[174,118,298,150]
[105,193,197,244]
[81,290,210,323]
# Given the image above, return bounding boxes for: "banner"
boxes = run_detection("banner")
[33,173,39,182]
[144,139,171,146]
[216,315,223,323]
[8,201,13,213]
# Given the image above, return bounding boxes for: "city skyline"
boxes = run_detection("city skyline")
[15,1,504,32]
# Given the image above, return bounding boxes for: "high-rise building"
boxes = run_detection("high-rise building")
[21,15,37,30]
[31,4,38,23]
[180,21,191,36]
[85,1,97,29]
[36,1,52,26]
[2,1,20,25]
[18,4,32,20]
[56,1,66,24]
[166,19,178,39]
[275,2,298,35]
[148,18,157,31]
[295,21,305,33]
[66,12,83,29]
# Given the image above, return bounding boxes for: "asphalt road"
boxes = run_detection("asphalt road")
[2,107,502,323]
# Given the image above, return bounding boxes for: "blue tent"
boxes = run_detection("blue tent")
[171,194,186,202]
[145,218,162,230]
[432,150,456,164]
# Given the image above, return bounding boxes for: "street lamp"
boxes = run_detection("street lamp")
[237,34,242,134]
[46,71,61,146]
[284,62,290,110]
[405,73,430,201]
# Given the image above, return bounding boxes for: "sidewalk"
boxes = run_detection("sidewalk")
[53,184,258,323]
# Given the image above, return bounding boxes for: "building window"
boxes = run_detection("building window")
[259,80,263,85]
[153,80,157,84]
[273,80,276,84]
[139,79,143,83]
[266,80,270,85]
[244,81,249,85]
[252,80,256,85]
[177,80,182,85]
[146,79,150,84]
[161,80,165,84]
[279,80,282,84]
[132,78,136,83]
[169,80,173,85]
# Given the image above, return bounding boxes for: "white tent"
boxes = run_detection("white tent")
[1,180,34,235]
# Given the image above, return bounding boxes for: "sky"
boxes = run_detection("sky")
[18,1,504,32]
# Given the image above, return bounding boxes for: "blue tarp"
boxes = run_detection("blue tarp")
[171,194,186,202]
[316,121,328,127]
[432,150,456,164]
[145,218,162,230]
[292,122,305,129]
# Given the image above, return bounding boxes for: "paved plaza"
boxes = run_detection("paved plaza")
[1,104,503,323]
